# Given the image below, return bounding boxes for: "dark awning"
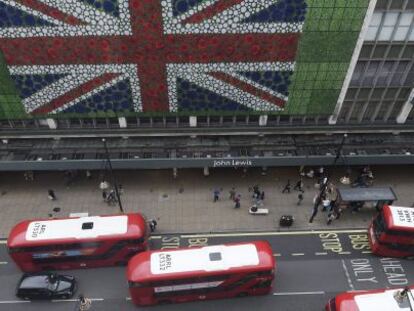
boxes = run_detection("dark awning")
[337,187,397,202]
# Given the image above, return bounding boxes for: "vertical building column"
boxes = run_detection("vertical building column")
[189,116,197,127]
[329,0,377,124]
[46,118,57,129]
[118,117,127,128]
[259,115,268,126]
[396,88,414,124]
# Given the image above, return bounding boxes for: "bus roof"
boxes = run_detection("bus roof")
[335,286,414,311]
[7,213,146,248]
[383,205,414,232]
[128,241,274,283]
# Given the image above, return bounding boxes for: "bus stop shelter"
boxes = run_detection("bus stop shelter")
[337,187,397,211]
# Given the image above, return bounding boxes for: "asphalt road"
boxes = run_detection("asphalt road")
[1,229,414,311]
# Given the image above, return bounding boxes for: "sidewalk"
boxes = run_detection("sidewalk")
[0,165,413,238]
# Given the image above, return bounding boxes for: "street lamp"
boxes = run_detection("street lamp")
[102,138,124,213]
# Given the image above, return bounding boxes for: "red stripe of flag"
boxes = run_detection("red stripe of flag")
[32,73,120,114]
[209,72,286,108]
[16,0,85,25]
[182,0,244,24]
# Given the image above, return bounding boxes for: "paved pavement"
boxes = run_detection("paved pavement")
[0,165,413,238]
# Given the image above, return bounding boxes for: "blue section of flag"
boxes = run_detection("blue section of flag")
[172,0,205,17]
[177,78,251,111]
[0,2,55,27]
[63,79,134,113]
[237,71,292,96]
[11,74,68,99]
[242,0,307,23]
[78,0,120,17]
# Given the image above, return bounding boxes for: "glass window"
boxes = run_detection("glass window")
[366,26,379,40]
[384,12,399,26]
[378,26,394,40]
[394,26,410,41]
[399,13,413,26]
[371,12,383,26]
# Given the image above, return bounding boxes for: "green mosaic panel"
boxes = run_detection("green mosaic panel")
[286,0,370,115]
[0,51,24,119]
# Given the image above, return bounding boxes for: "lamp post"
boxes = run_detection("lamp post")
[102,138,124,213]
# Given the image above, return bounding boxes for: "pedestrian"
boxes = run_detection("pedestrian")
[213,188,220,202]
[306,169,314,178]
[234,195,241,208]
[149,219,157,232]
[327,202,341,225]
[99,180,110,191]
[282,180,291,193]
[260,191,265,201]
[106,190,116,205]
[48,189,56,201]
[229,187,236,200]
[309,193,322,223]
[297,193,304,205]
[322,196,331,212]
[102,190,107,202]
[85,170,92,180]
[293,178,304,192]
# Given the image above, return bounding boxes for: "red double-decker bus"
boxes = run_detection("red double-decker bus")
[368,205,414,258]
[7,213,148,272]
[325,285,414,311]
[127,240,275,306]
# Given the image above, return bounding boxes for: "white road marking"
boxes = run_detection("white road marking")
[126,297,132,301]
[362,251,372,254]
[273,253,281,257]
[341,259,355,290]
[315,252,328,255]
[0,240,6,244]
[181,229,367,238]
[0,262,8,265]
[339,251,351,255]
[273,291,325,296]
[0,300,30,304]
[52,298,104,303]
[291,253,305,256]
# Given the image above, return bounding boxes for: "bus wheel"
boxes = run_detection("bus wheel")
[237,292,248,298]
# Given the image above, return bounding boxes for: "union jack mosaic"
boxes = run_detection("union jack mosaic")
[0,0,307,115]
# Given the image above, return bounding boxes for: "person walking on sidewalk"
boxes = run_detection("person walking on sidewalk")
[293,178,304,192]
[149,219,158,232]
[229,187,236,200]
[213,188,220,202]
[260,191,265,201]
[234,194,241,208]
[297,193,304,205]
[309,193,322,223]
[48,189,56,201]
[282,180,291,193]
